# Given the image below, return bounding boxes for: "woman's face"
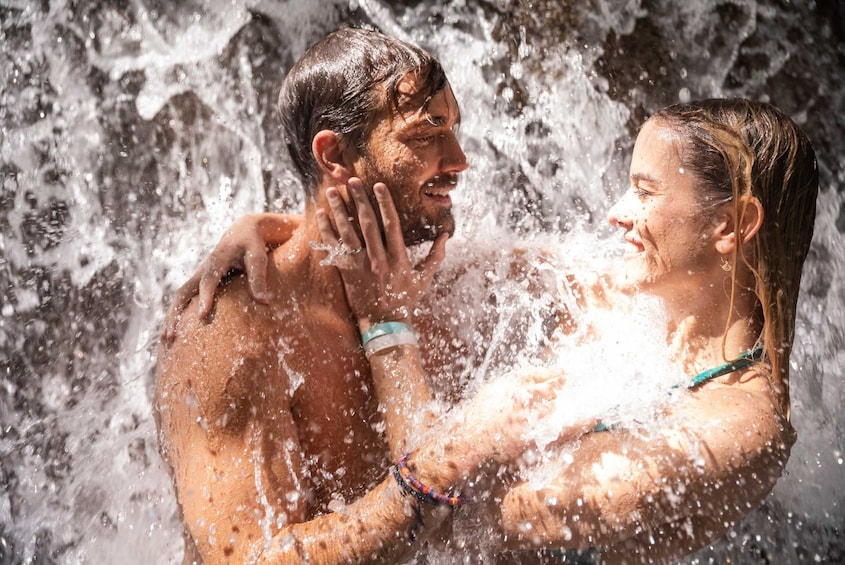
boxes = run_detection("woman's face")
[608,119,722,296]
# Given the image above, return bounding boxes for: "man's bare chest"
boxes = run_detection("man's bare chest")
[274,325,391,506]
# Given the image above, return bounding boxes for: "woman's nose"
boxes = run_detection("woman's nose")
[607,191,631,228]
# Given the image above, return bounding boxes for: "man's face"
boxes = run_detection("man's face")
[350,76,468,246]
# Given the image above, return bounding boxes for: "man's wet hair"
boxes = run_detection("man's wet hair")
[278,27,447,194]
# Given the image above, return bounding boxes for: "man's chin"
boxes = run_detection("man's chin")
[437,220,456,239]
[402,215,456,246]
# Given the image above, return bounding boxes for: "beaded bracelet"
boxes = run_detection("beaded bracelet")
[361,321,414,346]
[364,331,419,358]
[391,454,463,507]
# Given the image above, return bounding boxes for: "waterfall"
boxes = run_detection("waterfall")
[1,0,842,562]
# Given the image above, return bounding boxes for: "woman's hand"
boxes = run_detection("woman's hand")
[455,368,568,466]
[162,213,300,342]
[316,178,447,330]
[408,368,571,488]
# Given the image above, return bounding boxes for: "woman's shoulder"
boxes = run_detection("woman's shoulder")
[684,366,792,452]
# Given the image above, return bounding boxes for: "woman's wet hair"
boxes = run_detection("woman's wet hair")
[278,27,447,194]
[651,99,818,420]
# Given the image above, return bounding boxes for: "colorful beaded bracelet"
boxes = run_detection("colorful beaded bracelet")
[391,454,463,507]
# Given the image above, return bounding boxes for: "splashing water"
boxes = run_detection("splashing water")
[1,0,843,563]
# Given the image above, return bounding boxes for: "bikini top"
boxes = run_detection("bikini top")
[685,345,764,387]
[593,345,765,432]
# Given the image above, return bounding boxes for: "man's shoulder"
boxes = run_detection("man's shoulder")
[155,284,284,415]
[161,277,279,365]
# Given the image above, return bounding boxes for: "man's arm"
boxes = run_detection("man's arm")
[493,376,790,557]
[156,294,438,565]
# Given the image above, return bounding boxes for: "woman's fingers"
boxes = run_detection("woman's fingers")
[416,233,448,288]
[311,178,453,327]
[161,271,202,343]
[243,241,271,303]
[316,207,340,247]
[196,266,221,319]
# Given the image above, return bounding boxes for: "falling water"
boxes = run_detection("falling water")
[1,0,843,563]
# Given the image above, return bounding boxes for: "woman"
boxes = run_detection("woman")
[165,99,818,561]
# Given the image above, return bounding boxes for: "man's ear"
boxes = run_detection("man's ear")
[312,130,353,183]
[714,196,764,254]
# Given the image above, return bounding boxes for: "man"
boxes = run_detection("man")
[155,27,470,563]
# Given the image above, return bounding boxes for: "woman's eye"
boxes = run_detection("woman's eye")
[632,185,651,198]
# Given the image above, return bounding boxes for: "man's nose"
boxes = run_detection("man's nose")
[440,131,469,173]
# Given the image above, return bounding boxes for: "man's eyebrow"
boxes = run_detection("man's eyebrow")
[402,113,449,133]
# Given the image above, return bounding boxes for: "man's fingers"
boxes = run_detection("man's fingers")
[416,233,448,288]
[373,183,405,259]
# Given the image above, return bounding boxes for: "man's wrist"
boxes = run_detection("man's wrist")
[357,317,411,337]
[361,321,418,358]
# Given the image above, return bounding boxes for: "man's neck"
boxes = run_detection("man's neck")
[270,209,352,313]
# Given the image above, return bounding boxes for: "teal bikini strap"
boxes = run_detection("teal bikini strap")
[686,345,765,388]
[592,345,765,433]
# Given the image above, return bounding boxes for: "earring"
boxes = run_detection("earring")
[720,256,732,272]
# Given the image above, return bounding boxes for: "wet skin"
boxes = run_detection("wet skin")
[608,119,724,300]
[155,76,470,564]
[345,81,467,246]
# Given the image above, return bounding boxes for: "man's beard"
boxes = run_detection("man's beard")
[356,168,456,248]
[398,205,455,247]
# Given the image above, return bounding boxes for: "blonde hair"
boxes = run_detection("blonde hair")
[652,99,818,421]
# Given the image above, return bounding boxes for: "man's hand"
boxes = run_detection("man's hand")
[316,178,447,330]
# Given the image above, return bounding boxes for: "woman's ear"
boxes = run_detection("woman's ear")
[714,196,764,254]
[738,195,764,245]
[312,130,353,183]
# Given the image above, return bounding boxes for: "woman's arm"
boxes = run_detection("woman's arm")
[494,377,790,557]
[315,179,583,466]
[316,179,446,457]
[162,213,300,342]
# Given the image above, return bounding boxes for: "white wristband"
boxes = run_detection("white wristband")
[364,330,419,358]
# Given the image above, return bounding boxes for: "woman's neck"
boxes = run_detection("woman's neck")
[663,285,763,376]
